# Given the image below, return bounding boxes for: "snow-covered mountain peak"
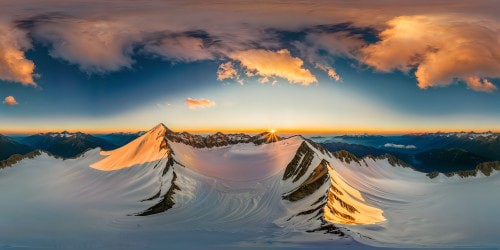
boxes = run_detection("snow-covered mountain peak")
[90,123,170,171]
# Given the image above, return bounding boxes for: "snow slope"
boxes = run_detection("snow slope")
[0,123,499,249]
[168,136,302,181]
[91,124,170,171]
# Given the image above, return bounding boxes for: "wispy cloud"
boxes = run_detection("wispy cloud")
[384,143,416,149]
[185,98,216,110]
[143,35,215,63]
[3,96,18,106]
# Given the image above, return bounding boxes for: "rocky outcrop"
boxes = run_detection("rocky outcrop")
[366,154,412,168]
[331,150,361,164]
[427,161,500,179]
[137,169,180,216]
[165,129,281,148]
[282,142,315,182]
[0,151,43,169]
[283,159,329,201]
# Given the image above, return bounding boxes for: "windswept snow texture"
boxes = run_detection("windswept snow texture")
[169,136,301,181]
[0,125,499,249]
[332,157,500,248]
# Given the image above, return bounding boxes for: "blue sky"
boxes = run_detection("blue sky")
[0,1,498,134]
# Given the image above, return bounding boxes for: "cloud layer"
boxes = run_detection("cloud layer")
[384,143,416,149]
[185,98,216,110]
[0,0,497,91]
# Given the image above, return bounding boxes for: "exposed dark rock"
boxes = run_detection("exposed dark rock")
[297,203,326,217]
[0,150,42,169]
[329,192,358,214]
[432,161,500,178]
[165,130,281,148]
[282,142,316,182]
[326,204,355,222]
[427,172,440,179]
[307,221,346,236]
[476,161,500,176]
[141,189,161,202]
[331,150,361,164]
[311,194,327,206]
[304,138,332,157]
[283,159,329,201]
[137,171,181,216]
[366,154,412,168]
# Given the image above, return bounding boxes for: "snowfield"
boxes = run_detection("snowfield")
[0,124,499,249]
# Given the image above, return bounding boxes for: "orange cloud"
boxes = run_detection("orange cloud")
[0,23,36,86]
[185,98,216,110]
[217,61,239,81]
[3,96,18,106]
[361,15,499,92]
[229,49,317,86]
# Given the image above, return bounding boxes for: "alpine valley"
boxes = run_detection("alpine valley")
[0,123,499,249]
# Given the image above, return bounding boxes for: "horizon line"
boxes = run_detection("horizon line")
[1,126,499,136]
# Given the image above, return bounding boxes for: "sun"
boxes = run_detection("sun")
[265,129,279,143]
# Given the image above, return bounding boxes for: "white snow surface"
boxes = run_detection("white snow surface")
[329,157,500,248]
[0,127,499,249]
[168,136,302,181]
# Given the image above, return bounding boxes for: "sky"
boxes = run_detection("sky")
[0,0,499,134]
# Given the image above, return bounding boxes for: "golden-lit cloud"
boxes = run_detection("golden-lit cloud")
[229,49,317,86]
[0,23,36,85]
[217,62,239,81]
[0,0,496,90]
[185,98,216,110]
[3,96,18,106]
[361,15,499,92]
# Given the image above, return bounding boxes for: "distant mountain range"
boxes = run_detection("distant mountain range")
[0,134,32,161]
[311,132,500,173]
[20,132,116,158]
[2,130,499,174]
[2,131,148,160]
